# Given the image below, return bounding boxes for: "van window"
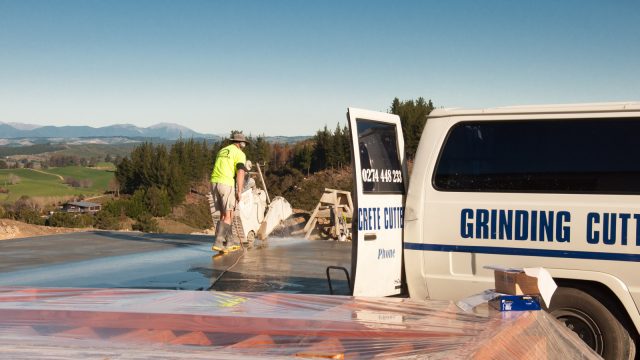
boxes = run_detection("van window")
[357,119,404,194]
[433,118,640,194]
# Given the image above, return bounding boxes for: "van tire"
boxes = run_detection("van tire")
[548,287,634,359]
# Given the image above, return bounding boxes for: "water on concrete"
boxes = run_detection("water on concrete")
[0,231,352,295]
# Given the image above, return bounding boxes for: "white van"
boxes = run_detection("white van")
[347,102,640,359]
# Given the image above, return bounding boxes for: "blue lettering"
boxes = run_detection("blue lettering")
[620,213,630,246]
[530,211,538,241]
[587,212,599,244]
[365,208,370,231]
[459,208,578,243]
[499,210,513,240]
[557,211,571,242]
[384,208,389,229]
[461,209,473,238]
[360,207,406,232]
[490,209,498,239]
[515,210,529,241]
[603,213,616,245]
[539,211,554,242]
[476,209,489,239]
[383,207,398,230]
[392,207,397,229]
[377,248,396,259]
[372,208,376,230]
[635,214,640,246]
[392,207,397,228]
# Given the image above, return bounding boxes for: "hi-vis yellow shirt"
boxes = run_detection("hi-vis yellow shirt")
[211,144,246,187]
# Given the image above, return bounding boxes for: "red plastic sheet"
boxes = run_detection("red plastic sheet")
[0,287,599,359]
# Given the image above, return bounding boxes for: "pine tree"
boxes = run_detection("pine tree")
[390,97,435,159]
[312,126,331,172]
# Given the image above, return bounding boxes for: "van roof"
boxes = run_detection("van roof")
[428,101,640,118]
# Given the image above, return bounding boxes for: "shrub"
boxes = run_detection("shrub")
[47,212,94,228]
[63,177,93,188]
[15,208,44,225]
[127,190,148,219]
[74,213,94,227]
[133,214,161,233]
[47,212,74,227]
[7,173,20,185]
[145,186,171,217]
[171,197,213,229]
[8,196,45,225]
[64,177,80,187]
[94,210,121,230]
[100,199,128,218]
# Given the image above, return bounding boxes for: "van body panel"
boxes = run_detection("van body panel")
[428,102,640,118]
[404,104,640,335]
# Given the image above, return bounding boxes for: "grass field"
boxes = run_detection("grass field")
[0,167,114,203]
[94,162,117,171]
[54,143,139,159]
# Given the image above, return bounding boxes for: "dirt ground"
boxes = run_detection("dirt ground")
[0,219,86,241]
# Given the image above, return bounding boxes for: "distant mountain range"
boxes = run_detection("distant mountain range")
[0,122,215,140]
[0,122,309,145]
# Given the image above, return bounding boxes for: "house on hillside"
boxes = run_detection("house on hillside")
[62,201,101,214]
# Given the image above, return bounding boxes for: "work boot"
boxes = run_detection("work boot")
[224,223,241,252]
[215,220,228,246]
[212,224,227,252]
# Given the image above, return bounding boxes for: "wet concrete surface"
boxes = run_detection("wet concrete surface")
[0,231,353,295]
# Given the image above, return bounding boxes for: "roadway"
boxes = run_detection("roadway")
[0,231,353,295]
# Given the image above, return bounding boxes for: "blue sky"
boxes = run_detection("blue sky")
[1,0,638,136]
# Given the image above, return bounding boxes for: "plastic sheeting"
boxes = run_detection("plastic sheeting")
[0,287,600,359]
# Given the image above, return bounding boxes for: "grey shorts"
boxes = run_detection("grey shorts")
[211,183,236,212]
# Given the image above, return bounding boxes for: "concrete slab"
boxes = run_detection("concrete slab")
[0,231,352,295]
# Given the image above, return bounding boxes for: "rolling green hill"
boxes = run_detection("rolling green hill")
[0,167,114,203]
[53,143,140,159]
[46,166,114,190]
[0,144,65,157]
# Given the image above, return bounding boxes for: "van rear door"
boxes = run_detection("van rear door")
[347,108,407,297]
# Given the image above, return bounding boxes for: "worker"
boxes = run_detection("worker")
[210,132,249,252]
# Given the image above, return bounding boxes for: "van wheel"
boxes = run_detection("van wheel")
[548,287,634,359]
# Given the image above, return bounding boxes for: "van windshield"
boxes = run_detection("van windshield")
[434,118,640,194]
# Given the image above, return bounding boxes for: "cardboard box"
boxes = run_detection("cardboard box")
[489,295,541,311]
[494,270,540,295]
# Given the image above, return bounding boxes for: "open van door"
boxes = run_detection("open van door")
[347,108,407,297]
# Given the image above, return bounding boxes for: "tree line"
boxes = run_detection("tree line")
[109,97,434,218]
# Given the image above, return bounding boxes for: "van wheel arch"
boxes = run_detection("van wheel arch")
[550,279,637,359]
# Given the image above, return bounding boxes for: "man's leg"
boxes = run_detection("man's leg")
[211,183,227,252]
[212,217,229,252]
[214,220,226,245]
[221,210,232,244]
[221,209,240,251]
[220,218,228,246]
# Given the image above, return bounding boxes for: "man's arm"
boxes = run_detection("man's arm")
[235,165,246,201]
